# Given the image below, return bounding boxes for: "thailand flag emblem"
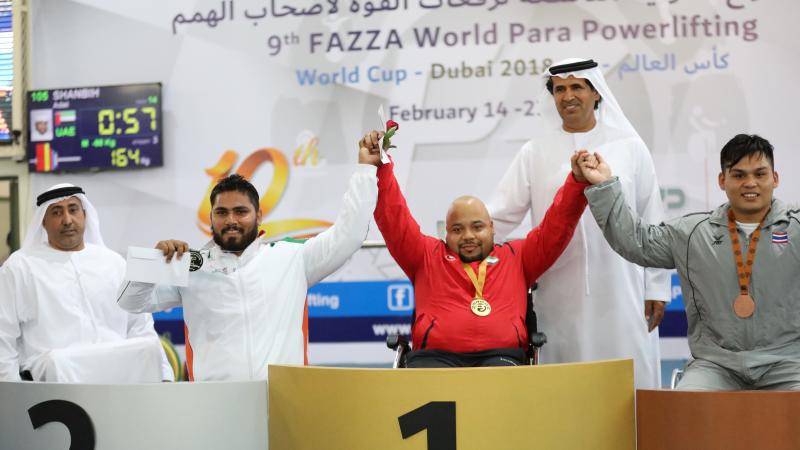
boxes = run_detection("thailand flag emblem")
[772,231,788,244]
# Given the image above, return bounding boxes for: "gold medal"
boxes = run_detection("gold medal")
[470,297,491,317]
[733,294,755,319]
[462,258,491,317]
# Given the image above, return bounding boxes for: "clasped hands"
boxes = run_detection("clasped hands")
[358,131,385,167]
[570,149,612,185]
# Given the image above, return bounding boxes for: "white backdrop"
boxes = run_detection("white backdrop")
[26,0,800,363]
[30,0,800,252]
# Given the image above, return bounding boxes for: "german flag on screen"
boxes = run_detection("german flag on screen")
[36,142,54,172]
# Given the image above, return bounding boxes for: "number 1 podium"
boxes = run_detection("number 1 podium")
[269,359,635,450]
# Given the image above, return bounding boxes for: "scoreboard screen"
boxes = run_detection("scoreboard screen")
[26,83,163,172]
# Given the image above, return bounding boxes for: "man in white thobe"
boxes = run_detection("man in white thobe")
[488,58,670,388]
[0,184,173,382]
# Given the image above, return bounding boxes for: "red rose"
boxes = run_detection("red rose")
[382,119,400,151]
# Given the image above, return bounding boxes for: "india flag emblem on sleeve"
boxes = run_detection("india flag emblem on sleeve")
[55,110,76,125]
[772,231,788,244]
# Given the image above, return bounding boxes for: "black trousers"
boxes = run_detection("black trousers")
[406,347,526,368]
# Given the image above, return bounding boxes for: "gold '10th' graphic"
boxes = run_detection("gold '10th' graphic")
[197,148,332,240]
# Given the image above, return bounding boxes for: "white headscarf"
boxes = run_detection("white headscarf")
[536,57,641,140]
[22,183,106,249]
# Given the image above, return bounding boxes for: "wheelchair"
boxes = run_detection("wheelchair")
[387,283,547,368]
[670,368,684,389]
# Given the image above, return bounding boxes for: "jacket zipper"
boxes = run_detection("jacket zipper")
[419,319,436,349]
[235,267,254,379]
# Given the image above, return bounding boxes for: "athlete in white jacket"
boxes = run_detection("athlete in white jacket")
[118,146,378,381]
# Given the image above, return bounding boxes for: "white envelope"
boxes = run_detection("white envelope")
[125,246,190,287]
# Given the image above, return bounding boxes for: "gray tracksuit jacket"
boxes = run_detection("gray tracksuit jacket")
[586,177,800,374]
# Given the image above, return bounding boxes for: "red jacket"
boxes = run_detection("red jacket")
[374,162,588,353]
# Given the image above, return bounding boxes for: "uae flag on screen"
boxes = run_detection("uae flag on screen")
[55,110,76,125]
[36,142,54,172]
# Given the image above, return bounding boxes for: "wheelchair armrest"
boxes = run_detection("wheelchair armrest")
[529,332,547,349]
[387,335,411,369]
[386,334,410,352]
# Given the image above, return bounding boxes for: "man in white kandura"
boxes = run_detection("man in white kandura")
[488,58,670,388]
[0,184,173,382]
[117,143,378,381]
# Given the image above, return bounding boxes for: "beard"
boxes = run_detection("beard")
[212,224,259,252]
[458,242,487,263]
[459,252,486,263]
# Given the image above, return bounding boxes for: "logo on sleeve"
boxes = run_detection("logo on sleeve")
[772,231,788,244]
[189,250,204,272]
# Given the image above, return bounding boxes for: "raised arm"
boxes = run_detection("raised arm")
[488,141,534,241]
[302,165,378,285]
[519,154,589,283]
[581,152,677,269]
[373,158,440,280]
[302,136,379,286]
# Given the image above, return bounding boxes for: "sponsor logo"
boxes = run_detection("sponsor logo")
[372,322,412,336]
[308,293,340,310]
[388,284,414,311]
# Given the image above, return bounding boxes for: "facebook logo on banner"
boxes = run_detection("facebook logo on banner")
[387,284,414,311]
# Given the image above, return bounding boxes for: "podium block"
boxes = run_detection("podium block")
[0,380,267,450]
[636,389,800,450]
[269,359,635,450]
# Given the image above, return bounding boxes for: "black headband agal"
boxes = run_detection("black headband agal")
[548,59,598,75]
[36,186,85,206]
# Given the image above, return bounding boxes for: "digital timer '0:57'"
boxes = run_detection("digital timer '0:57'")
[97,107,157,136]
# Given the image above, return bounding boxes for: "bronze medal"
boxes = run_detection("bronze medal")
[733,294,755,318]
[470,297,491,317]
[727,209,769,320]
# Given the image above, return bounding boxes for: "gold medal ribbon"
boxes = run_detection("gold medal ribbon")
[727,208,769,318]
[462,259,488,299]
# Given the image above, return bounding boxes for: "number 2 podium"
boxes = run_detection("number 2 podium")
[269,359,635,450]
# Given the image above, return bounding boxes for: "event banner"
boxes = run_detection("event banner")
[30,0,798,361]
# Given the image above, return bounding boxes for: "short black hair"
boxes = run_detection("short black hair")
[720,134,774,172]
[210,174,260,211]
[546,76,602,110]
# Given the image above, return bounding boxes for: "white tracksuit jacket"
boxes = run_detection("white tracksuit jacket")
[117,164,377,381]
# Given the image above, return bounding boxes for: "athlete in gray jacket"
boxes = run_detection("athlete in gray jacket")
[576,134,800,390]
